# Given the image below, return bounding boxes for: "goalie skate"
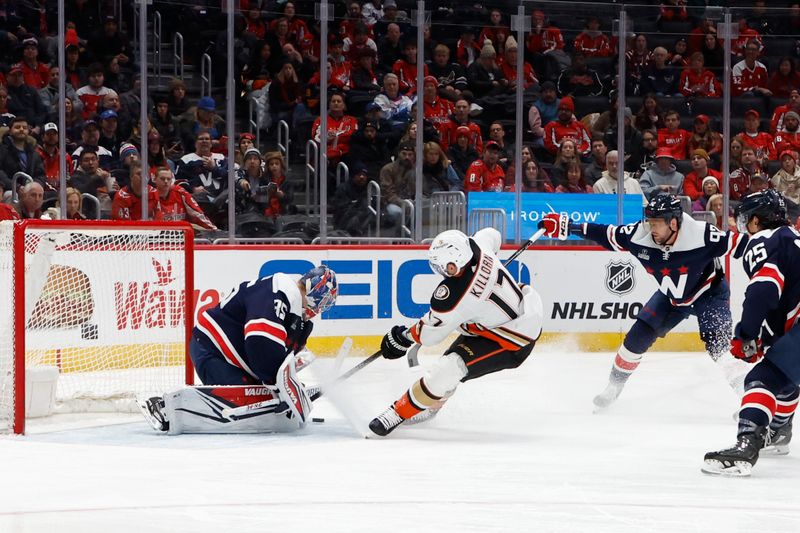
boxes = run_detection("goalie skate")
[137,396,169,433]
[701,430,766,477]
[593,380,625,410]
[762,421,792,456]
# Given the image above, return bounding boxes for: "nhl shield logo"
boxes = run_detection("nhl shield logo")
[605,261,635,295]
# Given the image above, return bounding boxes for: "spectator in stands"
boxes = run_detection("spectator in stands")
[241,42,276,133]
[349,48,380,93]
[583,138,607,185]
[679,52,721,98]
[167,78,190,118]
[447,126,480,181]
[729,145,765,202]
[487,122,514,169]
[691,176,720,212]
[732,39,770,97]
[639,148,684,200]
[467,40,507,99]
[706,193,735,231]
[333,162,374,236]
[269,60,308,136]
[543,96,591,158]
[747,0,780,36]
[534,81,560,128]
[573,16,612,58]
[0,117,45,187]
[262,150,296,219]
[72,120,114,171]
[69,146,115,211]
[684,148,722,201]
[98,109,121,159]
[6,64,47,131]
[771,90,800,133]
[522,158,554,193]
[393,39,427,95]
[456,27,481,68]
[179,96,226,153]
[0,85,9,118]
[375,0,411,36]
[152,167,218,231]
[235,148,270,213]
[464,141,506,192]
[557,52,603,98]
[62,187,86,220]
[39,66,81,122]
[232,133,255,168]
[668,38,689,69]
[629,128,658,178]
[146,130,176,176]
[377,23,403,75]
[640,47,679,97]
[36,123,71,193]
[526,10,569,81]
[499,37,537,92]
[348,120,390,179]
[592,150,645,202]
[443,99,483,154]
[591,92,620,140]
[603,107,644,173]
[15,181,58,219]
[634,94,665,132]
[689,17,716,55]
[736,109,776,164]
[626,34,653,96]
[111,161,156,221]
[379,142,416,228]
[733,19,763,57]
[20,37,49,90]
[550,137,580,186]
[688,114,722,163]
[771,150,800,212]
[119,142,139,171]
[658,0,688,26]
[729,137,745,172]
[422,142,460,195]
[151,95,180,151]
[62,98,83,149]
[344,23,378,63]
[176,130,227,206]
[700,32,724,73]
[76,63,112,120]
[64,39,84,91]
[362,0,384,27]
[99,90,132,141]
[480,9,509,57]
[361,103,400,148]
[88,15,132,70]
[374,73,413,129]
[775,112,800,155]
[312,92,358,170]
[505,145,533,184]
[767,57,800,99]
[104,55,132,94]
[657,110,690,160]
[243,7,267,40]
[421,76,453,142]
[556,162,592,193]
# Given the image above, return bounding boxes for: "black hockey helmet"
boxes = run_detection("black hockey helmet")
[645,193,683,228]
[734,189,788,233]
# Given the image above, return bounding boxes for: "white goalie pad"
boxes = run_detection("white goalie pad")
[276,355,313,425]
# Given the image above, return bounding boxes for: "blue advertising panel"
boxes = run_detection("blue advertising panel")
[466,193,645,240]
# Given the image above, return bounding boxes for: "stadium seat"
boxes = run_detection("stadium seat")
[691,98,724,119]
[674,159,692,176]
[731,97,766,118]
[574,96,609,120]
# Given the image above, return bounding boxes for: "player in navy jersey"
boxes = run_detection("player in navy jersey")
[539,194,750,409]
[139,266,338,434]
[703,190,800,476]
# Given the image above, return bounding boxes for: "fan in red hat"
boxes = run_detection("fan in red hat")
[542,95,592,156]
[421,75,453,141]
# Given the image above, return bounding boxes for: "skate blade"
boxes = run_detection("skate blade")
[701,459,752,477]
[761,445,790,456]
[136,399,167,433]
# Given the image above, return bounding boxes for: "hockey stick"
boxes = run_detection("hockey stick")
[503,228,547,266]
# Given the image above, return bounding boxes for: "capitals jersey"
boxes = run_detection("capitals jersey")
[407,228,543,351]
[580,213,748,306]
[737,226,800,346]
[195,273,306,383]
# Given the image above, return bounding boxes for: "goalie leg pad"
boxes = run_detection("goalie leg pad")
[276,355,313,425]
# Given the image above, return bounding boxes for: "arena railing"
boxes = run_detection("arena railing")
[200,53,212,98]
[305,140,319,216]
[367,181,382,238]
[277,120,290,163]
[172,32,184,81]
[469,209,508,241]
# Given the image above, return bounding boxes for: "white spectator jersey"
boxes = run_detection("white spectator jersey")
[408,228,544,351]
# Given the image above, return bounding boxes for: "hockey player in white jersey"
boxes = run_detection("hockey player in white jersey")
[368,228,544,436]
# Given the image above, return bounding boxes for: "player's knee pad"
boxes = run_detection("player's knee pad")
[745,359,794,393]
[424,352,468,398]
[623,320,658,355]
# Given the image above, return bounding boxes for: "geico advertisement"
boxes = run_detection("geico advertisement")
[194,247,748,336]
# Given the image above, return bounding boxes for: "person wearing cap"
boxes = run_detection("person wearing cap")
[71,119,114,171]
[36,123,73,190]
[774,111,800,155]
[687,114,722,163]
[573,16,612,58]
[20,36,49,90]
[39,65,82,121]
[771,150,800,208]
[233,133,256,168]
[374,73,413,128]
[421,75,454,141]
[498,36,538,91]
[691,175,721,212]
[428,44,467,101]
[656,109,690,160]
[392,37,429,95]
[728,145,765,202]
[442,99,483,155]
[533,80,560,127]
[0,116,46,189]
[684,148,722,201]
[5,64,47,130]
[180,96,225,152]
[119,142,139,166]
[332,161,375,236]
[466,40,507,98]
[348,120,390,178]
[235,148,269,213]
[735,108,776,163]
[543,96,592,156]
[151,94,180,149]
[639,147,685,200]
[526,9,567,66]
[732,38,770,97]
[679,52,721,98]
[454,26,481,68]
[98,109,121,159]
[770,89,800,134]
[447,125,481,181]
[464,141,506,192]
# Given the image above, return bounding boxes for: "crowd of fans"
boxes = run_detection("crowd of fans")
[2,1,800,237]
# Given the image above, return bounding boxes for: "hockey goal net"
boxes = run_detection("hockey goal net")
[0,220,194,434]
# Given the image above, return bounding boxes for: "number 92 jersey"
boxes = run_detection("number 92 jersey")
[407,228,544,350]
[737,226,800,345]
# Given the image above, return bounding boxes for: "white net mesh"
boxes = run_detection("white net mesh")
[0,221,191,433]
[0,223,15,432]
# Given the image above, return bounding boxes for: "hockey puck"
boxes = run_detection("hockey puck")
[312,417,325,423]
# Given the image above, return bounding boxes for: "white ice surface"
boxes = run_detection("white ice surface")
[2,346,800,533]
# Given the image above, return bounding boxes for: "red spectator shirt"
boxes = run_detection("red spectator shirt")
[464,159,506,192]
[679,69,721,98]
[543,119,592,155]
[733,29,763,56]
[36,147,73,191]
[731,60,768,96]
[479,26,510,54]
[443,121,484,154]
[424,97,455,142]
[392,59,428,95]
[76,85,113,119]
[573,32,612,57]
[728,166,765,201]
[311,114,359,161]
[21,61,50,89]
[683,168,722,201]
[456,39,482,67]
[657,128,691,159]
[153,186,216,230]
[526,27,565,54]
[770,104,799,134]
[308,59,351,90]
[0,203,20,221]
[738,131,776,161]
[111,185,158,220]
[497,59,537,89]
[775,131,800,155]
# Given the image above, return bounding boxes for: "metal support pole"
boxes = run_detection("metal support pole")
[720,13,736,224]
[226,0,236,241]
[512,6,529,244]
[413,1,426,242]
[615,10,627,225]
[318,0,330,243]
[58,0,67,218]
[139,0,149,219]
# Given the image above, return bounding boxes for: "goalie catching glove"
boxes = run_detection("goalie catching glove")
[537,213,584,240]
[730,337,764,363]
[285,314,313,355]
[381,325,414,360]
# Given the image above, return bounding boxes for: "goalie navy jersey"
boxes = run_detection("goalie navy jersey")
[195,273,304,383]
[736,225,800,346]
[581,213,748,306]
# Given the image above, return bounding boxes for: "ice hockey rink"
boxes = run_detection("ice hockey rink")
[2,344,800,533]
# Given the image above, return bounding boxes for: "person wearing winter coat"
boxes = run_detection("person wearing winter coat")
[347,121,391,179]
[771,149,800,219]
[638,148,685,200]
[592,150,647,205]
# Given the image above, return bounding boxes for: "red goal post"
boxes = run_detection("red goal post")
[0,220,195,434]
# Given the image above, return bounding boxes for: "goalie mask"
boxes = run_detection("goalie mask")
[300,266,338,318]
[428,230,473,277]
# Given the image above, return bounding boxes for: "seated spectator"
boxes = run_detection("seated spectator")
[480,9,510,57]
[0,181,20,220]
[505,145,534,184]
[526,10,570,80]
[728,145,765,201]
[456,27,481,68]
[99,90,133,141]
[76,63,113,120]
[36,123,72,193]
[39,66,81,122]
[348,121,390,179]
[668,38,689,69]
[573,16,612,58]
[443,99,483,154]
[241,41,276,133]
[344,22,378,63]
[447,126,480,181]
[771,89,800,134]
[104,56,133,94]
[706,193,735,231]
[700,32,724,72]
[262,151,295,218]
[393,39,428,95]
[235,148,270,213]
[684,148,722,201]
[630,128,659,178]
[464,141,506,192]
[550,138,580,186]
[774,112,800,155]
[374,73,413,128]
[557,52,603,98]
[377,23,403,75]
[0,117,45,187]
[466,40,507,99]
[679,53,721,98]
[687,115,722,163]
[62,187,87,220]
[62,98,84,150]
[421,76,453,143]
[14,181,58,219]
[733,20,763,58]
[498,37,537,92]
[68,147,115,212]
[179,96,226,153]
[634,93,664,132]
[422,142,461,195]
[333,162,374,236]
[88,15,133,70]
[583,138,607,185]
[19,37,49,90]
[771,150,800,210]
[639,148,684,200]
[151,96,180,153]
[735,109,776,164]
[72,120,115,171]
[350,48,381,93]
[692,176,720,212]
[361,103,400,148]
[604,108,645,173]
[487,122,514,169]
[98,109,122,160]
[146,130,176,177]
[425,45,464,101]
[556,162,593,193]
[312,92,359,167]
[6,64,47,131]
[152,167,218,231]
[543,96,591,157]
[175,130,228,206]
[731,39,770,97]
[243,7,267,40]
[167,78,190,118]
[767,57,800,99]
[534,81,560,127]
[379,142,416,227]
[640,47,679,97]
[64,39,84,92]
[592,150,645,203]
[657,110,690,159]
[626,34,653,96]
[522,158,554,192]
[111,161,157,221]
[269,60,308,135]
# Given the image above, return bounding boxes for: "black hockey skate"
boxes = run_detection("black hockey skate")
[368,405,406,437]
[702,428,766,477]
[138,396,169,432]
[763,420,792,456]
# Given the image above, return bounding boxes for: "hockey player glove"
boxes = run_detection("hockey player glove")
[730,338,764,364]
[381,325,414,360]
[286,315,314,354]
[537,213,585,240]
